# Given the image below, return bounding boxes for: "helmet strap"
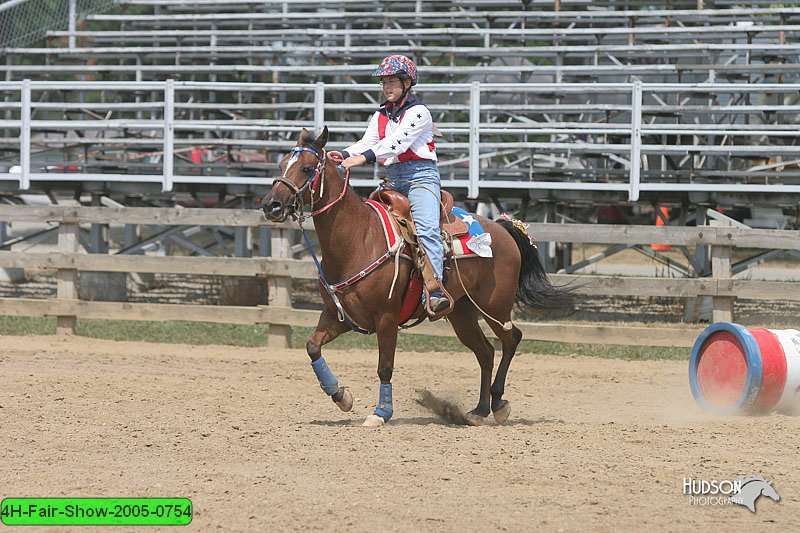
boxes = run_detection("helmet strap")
[385,78,412,117]
[398,78,412,105]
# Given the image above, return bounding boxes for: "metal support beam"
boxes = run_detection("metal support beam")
[258,228,271,257]
[694,207,710,277]
[117,224,191,255]
[468,81,480,199]
[563,243,634,274]
[19,79,30,190]
[628,79,642,201]
[88,193,108,253]
[163,79,175,192]
[314,81,325,132]
[68,0,77,49]
[234,196,253,257]
[732,249,788,276]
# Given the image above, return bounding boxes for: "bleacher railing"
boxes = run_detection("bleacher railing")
[1,79,799,200]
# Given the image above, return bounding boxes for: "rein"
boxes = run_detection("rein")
[310,167,350,216]
[300,227,371,335]
[276,144,371,334]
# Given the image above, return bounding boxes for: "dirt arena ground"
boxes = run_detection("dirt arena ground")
[2,335,799,532]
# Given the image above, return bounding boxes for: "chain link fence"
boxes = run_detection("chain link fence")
[0,0,115,48]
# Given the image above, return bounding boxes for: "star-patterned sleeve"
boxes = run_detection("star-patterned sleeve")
[364,105,433,164]
[341,112,381,160]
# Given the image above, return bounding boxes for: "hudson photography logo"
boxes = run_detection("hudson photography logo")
[683,476,781,512]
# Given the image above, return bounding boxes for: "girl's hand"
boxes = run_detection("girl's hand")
[328,151,344,163]
[342,154,367,169]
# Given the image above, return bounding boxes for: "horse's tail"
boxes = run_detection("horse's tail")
[496,217,575,313]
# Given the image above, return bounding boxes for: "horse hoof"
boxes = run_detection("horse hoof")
[332,387,353,412]
[493,400,511,425]
[464,411,485,426]
[362,414,385,427]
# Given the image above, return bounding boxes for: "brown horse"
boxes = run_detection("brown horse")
[261,127,572,426]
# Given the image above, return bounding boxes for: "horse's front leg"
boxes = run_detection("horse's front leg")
[363,316,398,427]
[307,306,354,412]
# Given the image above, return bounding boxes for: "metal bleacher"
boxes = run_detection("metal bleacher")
[0,0,799,212]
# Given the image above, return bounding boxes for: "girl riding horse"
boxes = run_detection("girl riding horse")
[328,55,449,315]
[262,123,573,426]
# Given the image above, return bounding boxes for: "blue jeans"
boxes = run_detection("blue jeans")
[386,160,443,281]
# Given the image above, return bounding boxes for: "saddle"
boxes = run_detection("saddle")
[367,188,465,319]
[368,189,469,239]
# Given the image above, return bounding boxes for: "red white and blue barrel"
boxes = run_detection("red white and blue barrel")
[689,322,800,415]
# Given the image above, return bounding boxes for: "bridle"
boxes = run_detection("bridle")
[271,146,324,218]
[271,145,350,221]
[271,144,366,334]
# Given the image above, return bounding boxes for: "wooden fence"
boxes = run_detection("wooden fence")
[1,205,799,349]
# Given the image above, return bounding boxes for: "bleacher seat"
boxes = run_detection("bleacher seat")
[0,0,799,206]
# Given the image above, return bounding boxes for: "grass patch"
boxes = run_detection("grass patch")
[78,320,274,347]
[0,316,689,361]
[0,316,56,336]
[521,340,688,361]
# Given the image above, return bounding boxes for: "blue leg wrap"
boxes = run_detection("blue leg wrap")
[373,383,393,422]
[310,357,339,396]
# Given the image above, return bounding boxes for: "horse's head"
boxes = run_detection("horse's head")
[732,476,781,512]
[261,126,329,222]
[762,481,780,502]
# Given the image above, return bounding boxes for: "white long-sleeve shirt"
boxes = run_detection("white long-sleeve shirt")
[342,95,437,166]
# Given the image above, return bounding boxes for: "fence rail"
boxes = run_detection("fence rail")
[1,205,798,347]
[1,80,800,200]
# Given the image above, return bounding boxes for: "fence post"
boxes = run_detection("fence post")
[468,81,480,199]
[710,219,734,322]
[68,0,77,49]
[314,81,325,131]
[56,221,79,334]
[20,79,31,190]
[628,80,642,202]
[163,79,175,192]
[267,228,293,348]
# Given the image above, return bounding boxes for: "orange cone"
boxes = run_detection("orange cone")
[651,206,671,251]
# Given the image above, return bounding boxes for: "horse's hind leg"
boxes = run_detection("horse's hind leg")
[487,321,523,424]
[448,300,494,425]
[307,307,354,412]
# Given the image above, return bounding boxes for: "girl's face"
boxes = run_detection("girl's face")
[380,76,410,103]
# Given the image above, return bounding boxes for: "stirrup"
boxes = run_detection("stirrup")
[428,291,449,313]
[424,285,454,319]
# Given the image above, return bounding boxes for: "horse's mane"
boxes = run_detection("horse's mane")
[740,476,768,486]
[298,133,314,148]
[298,128,325,151]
